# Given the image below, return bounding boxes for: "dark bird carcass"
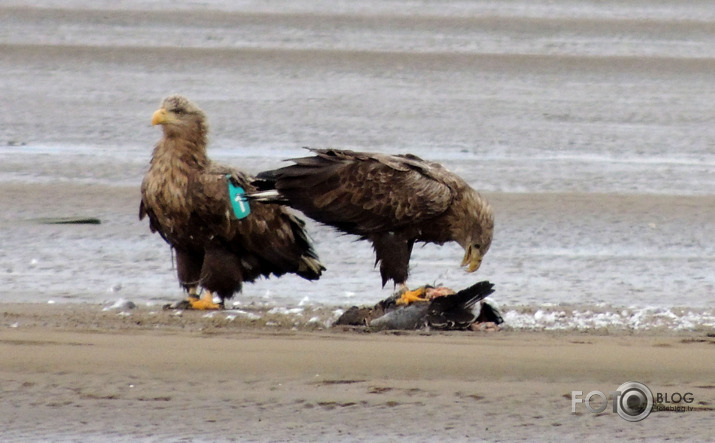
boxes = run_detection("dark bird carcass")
[334,281,502,331]
[252,148,494,305]
[140,95,324,309]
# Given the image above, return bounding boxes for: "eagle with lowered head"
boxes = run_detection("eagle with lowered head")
[140,95,324,309]
[253,148,494,305]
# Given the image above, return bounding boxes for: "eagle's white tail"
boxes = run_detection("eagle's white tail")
[245,189,284,203]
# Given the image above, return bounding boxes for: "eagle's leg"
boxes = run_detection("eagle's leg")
[372,235,414,288]
[176,248,207,306]
[196,246,243,309]
[186,286,200,303]
[188,290,222,310]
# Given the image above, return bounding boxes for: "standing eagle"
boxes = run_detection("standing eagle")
[140,95,324,309]
[253,148,494,304]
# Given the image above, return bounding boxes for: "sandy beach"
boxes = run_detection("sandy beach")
[0,304,713,441]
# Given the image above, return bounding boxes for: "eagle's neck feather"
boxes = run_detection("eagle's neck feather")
[152,126,209,170]
[145,132,209,228]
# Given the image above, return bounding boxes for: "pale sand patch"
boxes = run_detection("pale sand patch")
[1,304,713,441]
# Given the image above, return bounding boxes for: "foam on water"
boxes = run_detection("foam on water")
[92,295,715,332]
[502,306,715,331]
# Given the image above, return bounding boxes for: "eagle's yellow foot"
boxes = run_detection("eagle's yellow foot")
[188,292,222,310]
[396,287,429,306]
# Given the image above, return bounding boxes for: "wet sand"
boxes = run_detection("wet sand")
[3,180,714,309]
[1,303,714,441]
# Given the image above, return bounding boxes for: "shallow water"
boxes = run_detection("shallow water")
[0,1,713,326]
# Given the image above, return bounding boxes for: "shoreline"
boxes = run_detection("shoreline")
[3,301,714,334]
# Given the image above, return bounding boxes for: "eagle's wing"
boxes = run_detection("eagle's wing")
[139,178,164,237]
[188,166,320,276]
[267,148,455,235]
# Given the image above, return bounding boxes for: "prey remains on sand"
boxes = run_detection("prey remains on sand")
[335,281,503,332]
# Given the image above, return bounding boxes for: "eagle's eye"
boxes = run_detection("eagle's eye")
[173,108,186,115]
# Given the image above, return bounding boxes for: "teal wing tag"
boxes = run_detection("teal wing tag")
[226,175,251,219]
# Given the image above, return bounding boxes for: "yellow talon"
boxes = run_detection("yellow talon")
[188,292,222,310]
[396,287,429,306]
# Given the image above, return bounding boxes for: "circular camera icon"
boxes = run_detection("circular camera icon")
[616,381,653,422]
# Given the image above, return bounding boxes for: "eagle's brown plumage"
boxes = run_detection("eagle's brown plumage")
[254,148,494,287]
[140,95,324,305]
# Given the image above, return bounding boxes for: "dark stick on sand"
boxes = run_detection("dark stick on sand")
[33,217,102,225]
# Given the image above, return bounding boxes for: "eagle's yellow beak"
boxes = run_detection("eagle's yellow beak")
[461,244,483,273]
[151,108,168,126]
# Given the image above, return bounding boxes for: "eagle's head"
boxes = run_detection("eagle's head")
[458,192,494,273]
[152,95,208,142]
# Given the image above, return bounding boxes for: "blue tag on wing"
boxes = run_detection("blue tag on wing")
[226,175,251,219]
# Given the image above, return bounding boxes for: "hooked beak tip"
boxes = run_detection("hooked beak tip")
[461,246,482,273]
[467,259,482,273]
